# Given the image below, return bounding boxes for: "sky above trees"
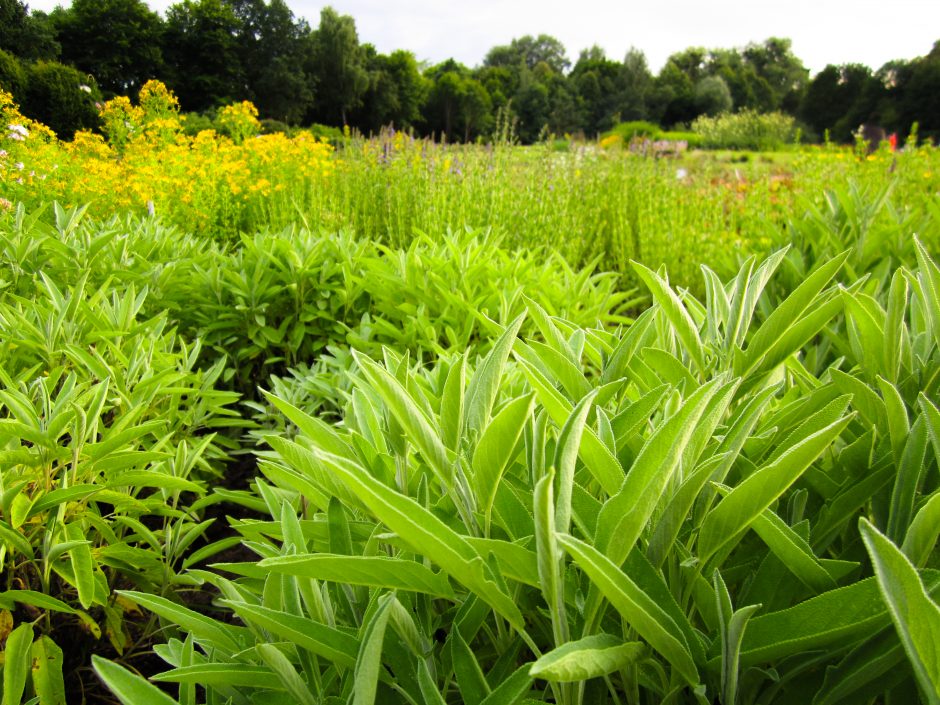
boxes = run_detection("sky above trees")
[26,0,940,74]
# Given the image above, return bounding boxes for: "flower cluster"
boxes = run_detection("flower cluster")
[0,82,335,239]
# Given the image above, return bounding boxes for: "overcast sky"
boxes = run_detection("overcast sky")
[28,0,940,75]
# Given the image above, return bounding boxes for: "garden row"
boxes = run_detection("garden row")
[1,170,940,703]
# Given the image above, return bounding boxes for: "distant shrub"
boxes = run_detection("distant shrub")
[605,120,663,143]
[23,61,100,138]
[692,109,797,150]
[260,118,291,135]
[0,48,26,103]
[660,130,703,148]
[180,110,217,136]
[305,122,344,144]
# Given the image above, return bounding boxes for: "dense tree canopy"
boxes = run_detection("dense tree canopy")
[0,0,938,144]
[50,0,165,96]
[0,0,58,61]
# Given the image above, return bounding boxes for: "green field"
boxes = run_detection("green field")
[2,89,940,704]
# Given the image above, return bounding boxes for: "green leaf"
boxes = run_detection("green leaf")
[65,522,96,610]
[257,643,318,705]
[920,393,940,468]
[0,521,33,559]
[479,662,533,705]
[92,656,179,705]
[313,450,525,629]
[632,261,706,374]
[452,625,491,705]
[597,377,723,568]
[516,357,622,496]
[116,591,248,654]
[914,236,940,349]
[558,534,699,686]
[725,249,789,352]
[25,485,99,518]
[472,393,535,527]
[732,572,940,667]
[739,252,846,377]
[814,626,909,705]
[417,658,448,705]
[877,376,910,464]
[105,471,203,493]
[353,593,395,705]
[534,471,566,646]
[553,390,598,536]
[886,415,929,544]
[698,412,852,563]
[902,491,940,568]
[465,313,526,433]
[30,635,66,705]
[648,383,777,567]
[714,571,759,705]
[3,623,33,705]
[151,664,282,689]
[258,555,454,598]
[750,507,837,594]
[441,354,467,452]
[529,634,645,682]
[860,518,940,704]
[220,601,359,667]
[354,352,454,489]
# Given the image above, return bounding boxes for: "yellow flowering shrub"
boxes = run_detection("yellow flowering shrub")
[0,82,335,240]
[218,101,260,144]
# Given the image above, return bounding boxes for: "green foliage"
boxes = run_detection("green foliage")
[0,211,242,701]
[606,120,663,142]
[0,48,26,103]
[0,0,58,62]
[51,0,164,97]
[22,61,100,139]
[692,109,797,150]
[307,6,369,125]
[93,227,940,704]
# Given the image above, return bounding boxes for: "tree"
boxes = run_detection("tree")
[707,48,772,111]
[799,63,873,142]
[694,75,732,116]
[423,61,492,142]
[51,0,165,96]
[0,0,58,61]
[307,6,368,125]
[742,37,808,112]
[652,59,696,127]
[226,0,312,123]
[899,50,940,141]
[163,0,245,112]
[571,46,628,135]
[620,47,654,121]
[351,47,428,133]
[484,34,570,74]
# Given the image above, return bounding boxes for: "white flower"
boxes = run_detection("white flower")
[7,123,28,138]
[675,168,688,180]
[7,132,24,141]
[0,149,7,158]
[79,84,92,94]
[14,162,24,170]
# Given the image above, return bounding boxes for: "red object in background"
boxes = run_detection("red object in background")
[888,133,898,151]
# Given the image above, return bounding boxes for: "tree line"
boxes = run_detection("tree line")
[1,0,938,143]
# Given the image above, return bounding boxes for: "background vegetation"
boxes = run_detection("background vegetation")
[1,0,939,144]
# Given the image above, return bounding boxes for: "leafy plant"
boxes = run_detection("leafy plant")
[102,244,940,703]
